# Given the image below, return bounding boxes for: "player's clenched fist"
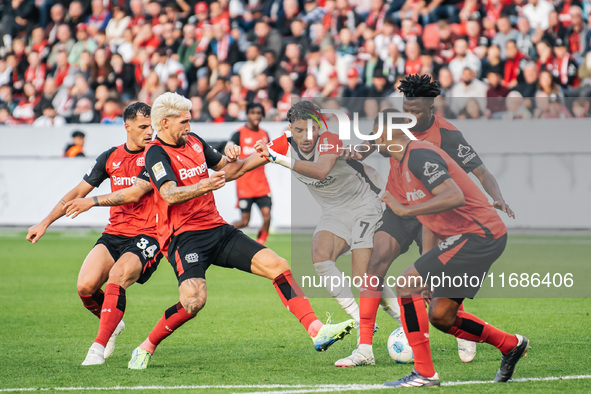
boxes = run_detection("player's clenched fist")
[204,170,226,191]
[224,143,241,161]
[254,140,270,158]
[380,191,409,217]
[26,223,47,244]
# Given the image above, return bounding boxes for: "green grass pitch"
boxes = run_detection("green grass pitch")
[1,231,590,393]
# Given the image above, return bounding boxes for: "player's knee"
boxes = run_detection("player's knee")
[77,280,99,296]
[182,295,206,316]
[107,265,136,288]
[428,308,454,332]
[395,278,412,298]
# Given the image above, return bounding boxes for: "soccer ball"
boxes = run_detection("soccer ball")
[387,327,414,364]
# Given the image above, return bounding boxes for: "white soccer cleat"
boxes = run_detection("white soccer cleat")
[335,347,375,367]
[104,320,125,359]
[457,338,477,363]
[128,347,152,370]
[81,343,105,366]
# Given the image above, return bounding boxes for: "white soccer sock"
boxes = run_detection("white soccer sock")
[314,260,360,322]
[380,285,402,326]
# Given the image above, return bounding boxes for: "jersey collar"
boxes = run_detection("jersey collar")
[124,144,144,154]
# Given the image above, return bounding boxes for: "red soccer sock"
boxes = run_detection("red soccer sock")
[256,231,269,245]
[446,310,518,355]
[144,302,196,354]
[79,289,105,318]
[358,281,382,345]
[94,283,126,347]
[272,270,318,335]
[398,296,436,377]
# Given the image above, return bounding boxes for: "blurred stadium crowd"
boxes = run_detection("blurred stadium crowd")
[1,0,591,126]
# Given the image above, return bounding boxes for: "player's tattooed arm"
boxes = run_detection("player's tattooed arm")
[63,179,153,219]
[471,164,515,218]
[26,180,95,244]
[158,172,226,205]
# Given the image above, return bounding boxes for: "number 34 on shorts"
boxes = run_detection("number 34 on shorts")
[136,237,158,259]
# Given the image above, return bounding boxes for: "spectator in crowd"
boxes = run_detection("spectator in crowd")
[493,16,519,59]
[544,94,573,118]
[12,82,40,124]
[68,24,98,66]
[449,37,481,82]
[239,45,268,90]
[138,71,165,106]
[503,40,529,88]
[522,0,555,30]
[63,130,85,157]
[571,97,590,118]
[514,62,540,99]
[496,91,533,119]
[515,16,537,59]
[33,102,66,127]
[487,70,511,115]
[46,24,75,68]
[45,3,66,46]
[552,38,579,89]
[538,69,563,96]
[457,98,485,119]
[449,67,488,114]
[71,96,100,124]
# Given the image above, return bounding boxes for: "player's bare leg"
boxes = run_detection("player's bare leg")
[232,212,251,228]
[82,252,142,365]
[312,231,359,321]
[250,248,355,351]
[77,244,115,318]
[129,278,204,369]
[256,206,271,245]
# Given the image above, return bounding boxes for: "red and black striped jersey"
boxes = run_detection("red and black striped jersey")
[144,133,226,252]
[394,140,506,240]
[83,144,156,238]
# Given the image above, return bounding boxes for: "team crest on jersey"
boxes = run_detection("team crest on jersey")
[185,253,199,263]
[192,143,202,153]
[457,144,477,165]
[112,161,122,169]
[245,137,253,144]
[423,162,439,176]
[457,144,471,158]
[136,157,145,167]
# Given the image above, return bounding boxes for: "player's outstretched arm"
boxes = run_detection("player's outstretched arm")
[381,179,465,217]
[254,139,338,180]
[338,141,375,160]
[63,178,154,219]
[158,171,226,205]
[218,143,268,182]
[471,164,515,218]
[26,180,95,243]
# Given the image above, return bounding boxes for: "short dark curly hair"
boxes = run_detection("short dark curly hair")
[123,102,151,122]
[287,100,322,124]
[398,74,441,98]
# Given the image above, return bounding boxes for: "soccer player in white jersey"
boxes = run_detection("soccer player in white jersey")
[234,100,402,367]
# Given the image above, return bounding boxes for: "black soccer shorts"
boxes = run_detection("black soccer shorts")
[95,233,162,284]
[414,232,508,299]
[168,224,266,284]
[238,195,272,213]
[375,207,423,254]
